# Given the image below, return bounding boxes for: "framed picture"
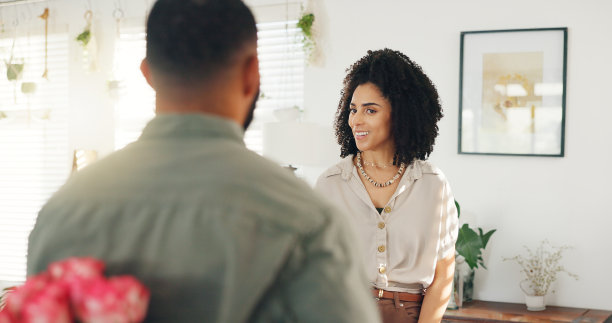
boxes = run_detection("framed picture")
[458,27,567,157]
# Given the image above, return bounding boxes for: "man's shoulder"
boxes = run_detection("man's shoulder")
[235,151,339,231]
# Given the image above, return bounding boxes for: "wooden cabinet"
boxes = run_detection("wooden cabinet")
[443,300,612,323]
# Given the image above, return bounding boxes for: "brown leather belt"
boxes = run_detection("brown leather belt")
[372,288,424,302]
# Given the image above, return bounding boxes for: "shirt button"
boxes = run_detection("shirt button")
[384,206,392,213]
[379,266,387,274]
[378,222,385,229]
[378,245,386,253]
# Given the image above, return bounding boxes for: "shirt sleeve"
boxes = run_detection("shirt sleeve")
[252,205,381,323]
[437,179,459,260]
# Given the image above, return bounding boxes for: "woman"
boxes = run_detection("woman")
[315,49,458,323]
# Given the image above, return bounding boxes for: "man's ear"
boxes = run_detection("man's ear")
[140,58,155,89]
[242,54,260,99]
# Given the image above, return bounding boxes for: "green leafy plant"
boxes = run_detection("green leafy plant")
[455,200,496,270]
[297,13,314,38]
[76,29,91,47]
[5,62,24,81]
[297,12,315,62]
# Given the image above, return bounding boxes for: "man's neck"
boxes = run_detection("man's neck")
[154,89,242,125]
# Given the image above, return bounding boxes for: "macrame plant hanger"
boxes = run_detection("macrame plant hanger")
[39,6,48,79]
[108,0,124,100]
[6,15,24,103]
[76,0,97,72]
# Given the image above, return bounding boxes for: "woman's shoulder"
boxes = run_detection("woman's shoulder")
[414,160,440,174]
[316,155,354,186]
[319,155,353,178]
[412,160,449,183]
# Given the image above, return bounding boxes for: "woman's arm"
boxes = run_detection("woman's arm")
[418,251,455,323]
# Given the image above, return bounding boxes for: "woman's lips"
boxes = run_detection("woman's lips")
[354,131,368,140]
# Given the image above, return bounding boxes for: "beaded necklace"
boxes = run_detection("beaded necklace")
[356,152,405,188]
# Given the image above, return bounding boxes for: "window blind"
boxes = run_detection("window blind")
[113,25,155,150]
[113,20,305,154]
[246,20,305,153]
[0,32,70,285]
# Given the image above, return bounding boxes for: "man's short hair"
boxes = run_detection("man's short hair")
[146,0,257,85]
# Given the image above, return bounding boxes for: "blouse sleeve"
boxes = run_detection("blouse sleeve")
[437,179,459,260]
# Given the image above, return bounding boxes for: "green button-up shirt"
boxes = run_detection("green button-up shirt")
[27,114,380,323]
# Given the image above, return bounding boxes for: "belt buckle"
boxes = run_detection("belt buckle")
[378,289,384,298]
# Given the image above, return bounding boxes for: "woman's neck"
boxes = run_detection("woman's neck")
[361,149,395,166]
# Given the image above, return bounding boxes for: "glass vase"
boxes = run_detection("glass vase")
[454,256,475,306]
[462,268,474,303]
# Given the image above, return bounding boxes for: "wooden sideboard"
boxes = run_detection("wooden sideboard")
[443,300,612,323]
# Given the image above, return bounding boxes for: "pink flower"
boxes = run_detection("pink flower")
[108,276,149,322]
[74,277,149,323]
[3,275,71,323]
[3,257,149,323]
[0,307,15,323]
[48,257,105,282]
[5,274,51,316]
[20,281,71,323]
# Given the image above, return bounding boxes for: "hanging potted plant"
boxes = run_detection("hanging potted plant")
[297,12,315,64]
[5,60,24,81]
[452,200,496,306]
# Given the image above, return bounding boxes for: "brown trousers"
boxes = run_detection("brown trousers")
[376,296,422,323]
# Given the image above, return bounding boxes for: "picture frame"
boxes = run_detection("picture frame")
[458,27,567,157]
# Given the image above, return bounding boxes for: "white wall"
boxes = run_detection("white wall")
[301,0,612,310]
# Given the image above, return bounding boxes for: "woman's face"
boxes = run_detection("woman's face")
[348,82,394,154]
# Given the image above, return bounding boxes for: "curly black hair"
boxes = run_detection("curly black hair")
[334,48,443,165]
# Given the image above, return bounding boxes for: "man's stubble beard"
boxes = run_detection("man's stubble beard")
[242,88,259,130]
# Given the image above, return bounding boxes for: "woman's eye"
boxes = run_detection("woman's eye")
[349,108,357,114]
[366,108,376,114]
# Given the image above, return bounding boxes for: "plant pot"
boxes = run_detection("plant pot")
[525,294,545,311]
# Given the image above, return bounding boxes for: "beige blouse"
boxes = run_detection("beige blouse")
[315,156,459,294]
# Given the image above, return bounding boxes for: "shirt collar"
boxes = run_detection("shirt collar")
[139,113,245,144]
[338,154,423,183]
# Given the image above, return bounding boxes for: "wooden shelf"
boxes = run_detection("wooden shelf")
[443,300,612,323]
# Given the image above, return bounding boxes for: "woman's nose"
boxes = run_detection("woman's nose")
[351,111,363,127]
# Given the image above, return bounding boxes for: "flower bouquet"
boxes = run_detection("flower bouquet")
[0,257,149,323]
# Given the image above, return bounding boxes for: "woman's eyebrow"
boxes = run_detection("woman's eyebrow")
[350,102,382,107]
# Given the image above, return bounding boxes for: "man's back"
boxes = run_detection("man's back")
[27,114,379,322]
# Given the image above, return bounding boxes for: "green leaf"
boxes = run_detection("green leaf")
[453,201,496,270]
[479,228,496,249]
[455,200,461,218]
[456,223,483,270]
[6,63,24,81]
[297,13,315,38]
[76,29,91,47]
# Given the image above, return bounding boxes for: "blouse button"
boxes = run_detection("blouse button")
[378,266,386,274]
[384,206,392,213]
[378,245,386,253]
[377,222,385,229]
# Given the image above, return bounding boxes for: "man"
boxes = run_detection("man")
[27,0,380,322]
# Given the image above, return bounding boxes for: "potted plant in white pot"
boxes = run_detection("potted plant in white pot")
[504,239,578,311]
[452,200,496,307]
